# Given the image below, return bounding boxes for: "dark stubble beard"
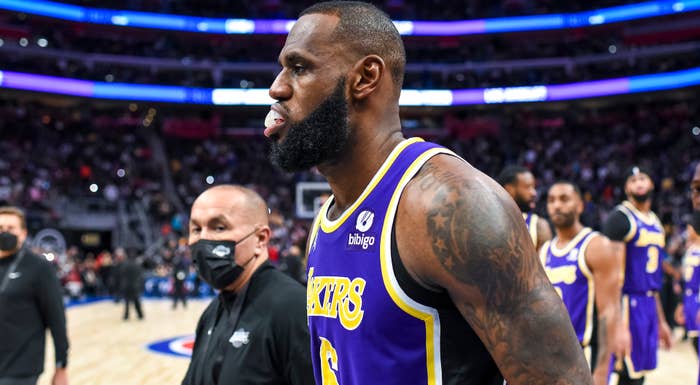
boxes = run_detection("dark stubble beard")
[270,78,351,173]
[630,191,652,203]
[552,211,577,229]
[514,196,533,213]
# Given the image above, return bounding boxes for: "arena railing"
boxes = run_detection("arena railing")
[0,66,699,105]
[0,0,698,35]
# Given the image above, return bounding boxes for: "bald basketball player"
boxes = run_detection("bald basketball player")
[499,165,552,253]
[182,185,313,385]
[265,2,591,384]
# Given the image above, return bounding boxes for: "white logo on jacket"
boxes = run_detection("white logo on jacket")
[229,328,250,348]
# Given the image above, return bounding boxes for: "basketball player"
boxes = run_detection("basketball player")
[265,2,592,384]
[690,162,700,385]
[678,211,700,354]
[499,165,552,252]
[543,182,630,385]
[602,166,673,385]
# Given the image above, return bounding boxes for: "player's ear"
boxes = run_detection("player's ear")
[349,55,385,101]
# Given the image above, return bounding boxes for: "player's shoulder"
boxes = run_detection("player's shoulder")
[583,231,614,262]
[400,153,522,251]
[405,153,499,200]
[403,153,513,216]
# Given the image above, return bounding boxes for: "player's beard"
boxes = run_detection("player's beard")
[551,210,576,229]
[630,191,652,203]
[514,195,534,213]
[270,78,351,172]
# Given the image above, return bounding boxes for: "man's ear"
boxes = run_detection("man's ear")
[349,55,385,101]
[255,226,271,255]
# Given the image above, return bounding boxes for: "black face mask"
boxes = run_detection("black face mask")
[190,229,258,290]
[0,232,18,252]
[691,210,700,234]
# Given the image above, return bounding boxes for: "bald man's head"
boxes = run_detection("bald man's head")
[191,185,269,227]
[188,185,272,292]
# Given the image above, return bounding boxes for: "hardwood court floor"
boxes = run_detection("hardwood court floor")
[39,298,697,385]
[39,298,209,385]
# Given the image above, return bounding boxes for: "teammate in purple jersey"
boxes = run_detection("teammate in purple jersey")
[543,182,630,385]
[499,165,552,254]
[676,221,700,353]
[602,166,673,385]
[265,2,592,384]
[687,162,700,385]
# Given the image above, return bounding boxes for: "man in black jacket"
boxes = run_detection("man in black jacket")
[182,185,313,385]
[0,206,69,385]
[120,252,144,320]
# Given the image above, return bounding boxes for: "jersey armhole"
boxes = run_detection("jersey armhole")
[390,224,452,309]
[617,207,637,243]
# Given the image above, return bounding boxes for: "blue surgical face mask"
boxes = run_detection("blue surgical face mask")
[189,228,258,290]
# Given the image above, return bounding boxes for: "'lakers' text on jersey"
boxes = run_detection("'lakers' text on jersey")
[540,228,597,347]
[306,138,503,385]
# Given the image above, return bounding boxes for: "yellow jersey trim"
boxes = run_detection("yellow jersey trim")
[617,203,644,243]
[380,147,455,385]
[577,231,597,347]
[523,213,538,246]
[549,227,593,257]
[622,201,659,226]
[306,201,326,257]
[319,137,423,233]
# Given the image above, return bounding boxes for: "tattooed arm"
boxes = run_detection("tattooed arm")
[585,234,629,385]
[395,155,592,385]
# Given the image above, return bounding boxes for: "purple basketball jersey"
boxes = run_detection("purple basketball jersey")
[523,212,538,246]
[541,228,597,345]
[683,246,700,336]
[617,201,666,293]
[306,138,502,385]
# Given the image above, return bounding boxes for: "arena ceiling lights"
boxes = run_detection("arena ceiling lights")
[1,67,699,105]
[0,0,699,35]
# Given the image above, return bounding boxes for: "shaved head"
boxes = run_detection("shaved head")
[300,1,406,91]
[191,185,269,227]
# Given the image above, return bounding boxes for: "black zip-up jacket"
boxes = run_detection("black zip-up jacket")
[0,248,69,377]
[182,262,313,385]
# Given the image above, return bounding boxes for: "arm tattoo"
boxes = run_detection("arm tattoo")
[418,162,591,385]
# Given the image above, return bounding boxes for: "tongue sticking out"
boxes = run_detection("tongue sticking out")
[264,109,286,137]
